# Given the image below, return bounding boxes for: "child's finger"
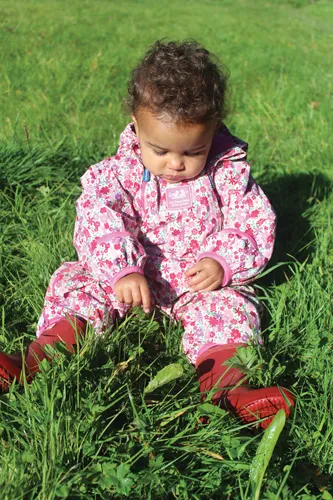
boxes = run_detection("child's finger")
[115,287,124,303]
[188,269,209,286]
[131,286,143,307]
[190,276,215,292]
[123,288,133,306]
[140,283,151,313]
[185,262,203,277]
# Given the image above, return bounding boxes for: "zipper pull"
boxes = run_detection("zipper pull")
[143,168,151,182]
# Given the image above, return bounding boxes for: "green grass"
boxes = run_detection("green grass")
[1,0,333,497]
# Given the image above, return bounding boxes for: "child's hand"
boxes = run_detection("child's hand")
[114,273,152,313]
[185,258,224,292]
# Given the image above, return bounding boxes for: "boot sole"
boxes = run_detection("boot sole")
[235,394,294,429]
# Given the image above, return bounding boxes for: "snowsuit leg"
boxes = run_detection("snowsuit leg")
[36,261,130,337]
[172,286,262,364]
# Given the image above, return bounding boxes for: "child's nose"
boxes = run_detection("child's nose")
[168,156,185,171]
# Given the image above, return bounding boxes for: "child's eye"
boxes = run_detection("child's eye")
[185,152,203,157]
[154,150,167,156]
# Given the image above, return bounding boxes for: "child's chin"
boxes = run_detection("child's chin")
[161,176,187,183]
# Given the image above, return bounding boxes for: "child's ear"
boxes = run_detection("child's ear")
[131,115,139,136]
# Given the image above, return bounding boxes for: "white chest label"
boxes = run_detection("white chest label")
[166,185,192,210]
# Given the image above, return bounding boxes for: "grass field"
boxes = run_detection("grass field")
[1,0,333,497]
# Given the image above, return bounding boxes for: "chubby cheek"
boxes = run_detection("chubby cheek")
[189,158,206,176]
[140,149,152,169]
[142,150,164,174]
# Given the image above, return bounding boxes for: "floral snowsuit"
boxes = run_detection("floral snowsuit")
[36,124,276,364]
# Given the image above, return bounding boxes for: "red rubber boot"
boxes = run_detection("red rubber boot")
[0,316,87,392]
[196,343,295,429]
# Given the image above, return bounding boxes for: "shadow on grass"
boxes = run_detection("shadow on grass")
[260,171,332,286]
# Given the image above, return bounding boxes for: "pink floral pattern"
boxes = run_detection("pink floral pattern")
[36,123,276,363]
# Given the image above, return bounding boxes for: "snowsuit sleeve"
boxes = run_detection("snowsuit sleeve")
[198,146,276,287]
[73,158,147,288]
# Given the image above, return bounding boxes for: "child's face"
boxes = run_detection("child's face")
[132,109,216,184]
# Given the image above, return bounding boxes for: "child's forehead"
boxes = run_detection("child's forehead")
[136,109,216,150]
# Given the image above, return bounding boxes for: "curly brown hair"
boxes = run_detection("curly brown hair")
[127,40,229,125]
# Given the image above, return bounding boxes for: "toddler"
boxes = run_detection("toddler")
[0,40,294,428]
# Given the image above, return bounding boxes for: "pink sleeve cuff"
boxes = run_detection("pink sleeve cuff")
[197,252,232,287]
[109,266,144,288]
